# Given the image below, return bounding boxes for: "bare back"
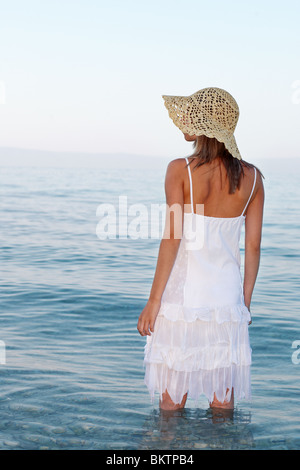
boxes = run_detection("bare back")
[183,156,259,218]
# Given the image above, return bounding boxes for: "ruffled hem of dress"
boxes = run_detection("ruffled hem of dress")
[158,301,251,324]
[144,343,252,372]
[144,363,251,405]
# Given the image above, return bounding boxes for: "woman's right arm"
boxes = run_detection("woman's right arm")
[243,171,265,314]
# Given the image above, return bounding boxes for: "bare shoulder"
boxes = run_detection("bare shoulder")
[241,162,264,191]
[166,157,187,171]
[241,163,265,214]
[165,158,187,179]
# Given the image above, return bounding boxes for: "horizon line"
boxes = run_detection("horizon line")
[0,145,299,161]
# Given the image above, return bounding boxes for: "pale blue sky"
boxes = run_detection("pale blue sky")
[0,0,299,162]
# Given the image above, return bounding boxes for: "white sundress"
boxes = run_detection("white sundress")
[144,158,257,405]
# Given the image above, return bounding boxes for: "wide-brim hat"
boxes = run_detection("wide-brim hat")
[162,87,242,160]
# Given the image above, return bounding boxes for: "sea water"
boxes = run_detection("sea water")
[0,157,300,450]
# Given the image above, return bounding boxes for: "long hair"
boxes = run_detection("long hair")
[186,135,264,193]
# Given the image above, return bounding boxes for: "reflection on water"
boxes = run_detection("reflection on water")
[139,407,254,450]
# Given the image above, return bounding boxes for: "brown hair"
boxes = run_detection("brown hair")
[186,135,264,194]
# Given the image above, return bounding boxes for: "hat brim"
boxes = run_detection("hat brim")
[162,94,242,161]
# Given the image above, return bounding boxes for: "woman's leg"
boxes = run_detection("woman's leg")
[209,388,234,409]
[159,389,188,411]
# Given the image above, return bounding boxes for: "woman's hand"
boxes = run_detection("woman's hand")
[137,299,161,336]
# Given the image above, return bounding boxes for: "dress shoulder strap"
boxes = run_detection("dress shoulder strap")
[241,167,257,216]
[185,157,194,214]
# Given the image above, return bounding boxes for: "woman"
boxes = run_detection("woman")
[137,87,264,411]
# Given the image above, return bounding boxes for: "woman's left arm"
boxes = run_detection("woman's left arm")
[137,159,184,336]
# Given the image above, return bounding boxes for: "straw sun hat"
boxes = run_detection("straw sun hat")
[162,87,242,160]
